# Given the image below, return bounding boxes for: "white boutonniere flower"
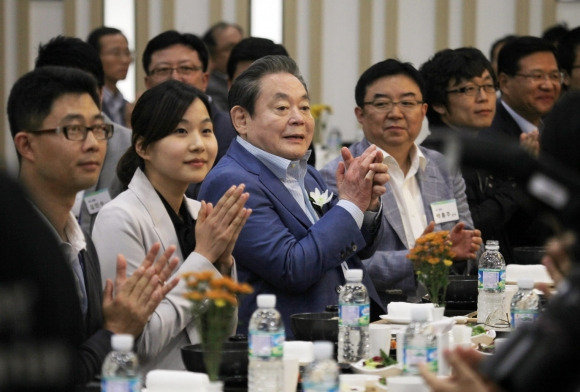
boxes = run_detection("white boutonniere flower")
[309,188,334,208]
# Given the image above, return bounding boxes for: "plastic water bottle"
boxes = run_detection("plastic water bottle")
[248,294,285,392]
[402,307,438,375]
[510,278,540,328]
[326,128,342,151]
[338,269,370,363]
[302,341,339,392]
[101,334,140,392]
[477,240,506,324]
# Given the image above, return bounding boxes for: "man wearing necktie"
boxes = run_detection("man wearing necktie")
[199,55,390,338]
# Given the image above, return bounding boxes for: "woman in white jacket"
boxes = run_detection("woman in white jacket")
[92,80,251,371]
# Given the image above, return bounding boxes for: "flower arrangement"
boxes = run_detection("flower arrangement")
[183,271,253,381]
[310,104,333,120]
[406,231,455,306]
[310,104,333,144]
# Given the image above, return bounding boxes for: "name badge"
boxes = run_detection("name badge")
[83,189,111,215]
[430,199,459,224]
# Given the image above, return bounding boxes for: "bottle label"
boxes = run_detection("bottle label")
[403,346,438,373]
[101,377,140,392]
[339,304,370,327]
[249,331,285,358]
[478,268,506,291]
[511,310,538,328]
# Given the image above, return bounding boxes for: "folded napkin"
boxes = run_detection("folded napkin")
[284,341,314,364]
[146,370,209,392]
[387,302,435,319]
[506,264,553,285]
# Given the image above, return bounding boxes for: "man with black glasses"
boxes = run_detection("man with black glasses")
[321,59,481,308]
[479,36,562,261]
[7,66,179,385]
[481,36,562,155]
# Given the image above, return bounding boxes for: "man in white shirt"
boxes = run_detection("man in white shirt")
[321,59,481,307]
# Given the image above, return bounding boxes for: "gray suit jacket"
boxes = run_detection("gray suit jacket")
[92,168,237,371]
[79,115,131,234]
[320,138,473,307]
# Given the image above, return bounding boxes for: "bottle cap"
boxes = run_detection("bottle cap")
[517,278,534,289]
[410,307,429,322]
[345,269,363,282]
[312,341,334,360]
[485,240,500,250]
[256,294,276,308]
[111,334,134,352]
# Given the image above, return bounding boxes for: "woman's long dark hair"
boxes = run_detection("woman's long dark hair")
[117,80,212,188]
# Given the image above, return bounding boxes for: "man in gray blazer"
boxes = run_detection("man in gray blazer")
[320,59,482,308]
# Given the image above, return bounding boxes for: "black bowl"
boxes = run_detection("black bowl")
[513,247,546,265]
[181,341,248,386]
[290,312,339,342]
[444,276,478,313]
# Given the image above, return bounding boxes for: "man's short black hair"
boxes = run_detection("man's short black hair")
[226,37,288,81]
[87,26,125,52]
[202,21,243,57]
[35,35,105,87]
[498,36,558,76]
[142,30,209,74]
[8,66,100,139]
[558,26,580,76]
[489,34,518,63]
[355,59,426,108]
[420,47,495,126]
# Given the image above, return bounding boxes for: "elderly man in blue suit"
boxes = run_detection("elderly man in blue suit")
[321,59,482,308]
[199,55,389,338]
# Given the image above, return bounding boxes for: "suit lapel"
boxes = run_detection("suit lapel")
[381,183,409,248]
[229,141,314,228]
[128,168,186,262]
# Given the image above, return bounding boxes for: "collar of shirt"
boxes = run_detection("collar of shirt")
[236,136,312,179]
[376,143,427,176]
[30,204,87,254]
[63,211,87,255]
[501,100,541,134]
[237,136,318,222]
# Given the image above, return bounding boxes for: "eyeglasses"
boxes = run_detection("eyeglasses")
[102,49,134,59]
[447,84,496,96]
[149,65,203,78]
[515,71,564,84]
[28,124,114,141]
[362,99,424,113]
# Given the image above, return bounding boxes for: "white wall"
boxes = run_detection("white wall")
[4,0,580,172]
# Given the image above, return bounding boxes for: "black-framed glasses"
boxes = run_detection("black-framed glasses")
[28,124,114,141]
[447,84,496,96]
[362,99,424,112]
[149,65,203,78]
[515,71,564,84]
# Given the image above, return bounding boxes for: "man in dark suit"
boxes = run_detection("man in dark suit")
[480,36,562,260]
[199,55,389,338]
[7,66,179,384]
[481,36,561,153]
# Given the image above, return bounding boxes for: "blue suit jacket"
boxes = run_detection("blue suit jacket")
[320,138,473,307]
[198,139,386,338]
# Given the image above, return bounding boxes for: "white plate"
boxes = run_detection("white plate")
[379,315,411,324]
[350,360,402,378]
